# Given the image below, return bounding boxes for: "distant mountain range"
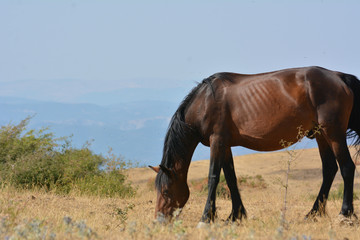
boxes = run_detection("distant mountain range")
[0,96,317,166]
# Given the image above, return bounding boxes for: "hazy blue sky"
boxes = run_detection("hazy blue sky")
[1,0,359,104]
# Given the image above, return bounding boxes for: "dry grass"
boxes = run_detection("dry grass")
[1,148,360,239]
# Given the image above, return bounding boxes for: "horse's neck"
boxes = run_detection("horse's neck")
[173,140,199,181]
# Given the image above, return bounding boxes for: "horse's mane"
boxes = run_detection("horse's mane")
[155,73,234,190]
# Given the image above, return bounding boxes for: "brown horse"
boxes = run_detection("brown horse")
[149,66,360,223]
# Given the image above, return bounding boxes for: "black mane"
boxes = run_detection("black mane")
[155,82,202,191]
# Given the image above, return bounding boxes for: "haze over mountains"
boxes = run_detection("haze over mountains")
[0,85,319,166]
[0,95,178,166]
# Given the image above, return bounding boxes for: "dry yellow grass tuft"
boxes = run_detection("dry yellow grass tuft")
[0,148,360,239]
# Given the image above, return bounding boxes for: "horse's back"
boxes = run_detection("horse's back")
[223,68,314,150]
[190,67,353,151]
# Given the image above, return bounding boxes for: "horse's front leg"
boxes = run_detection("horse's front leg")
[223,148,247,221]
[200,136,224,223]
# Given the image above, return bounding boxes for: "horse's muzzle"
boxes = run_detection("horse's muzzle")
[156,212,168,223]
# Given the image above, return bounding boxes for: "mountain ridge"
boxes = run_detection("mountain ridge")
[0,96,318,166]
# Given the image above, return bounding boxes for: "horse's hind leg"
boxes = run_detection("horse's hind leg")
[306,134,338,218]
[223,148,246,221]
[331,139,355,216]
[321,128,356,217]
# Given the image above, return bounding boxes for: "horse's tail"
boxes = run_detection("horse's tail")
[339,72,360,156]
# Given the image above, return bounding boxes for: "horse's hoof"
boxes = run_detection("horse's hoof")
[336,213,359,227]
[196,222,209,229]
[304,213,318,222]
[304,209,328,222]
[225,215,243,224]
[225,216,235,224]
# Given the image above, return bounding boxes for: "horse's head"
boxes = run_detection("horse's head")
[149,165,189,222]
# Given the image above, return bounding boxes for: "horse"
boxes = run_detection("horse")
[149,66,360,224]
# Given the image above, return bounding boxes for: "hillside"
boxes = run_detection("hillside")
[129,147,359,193]
[1,148,360,239]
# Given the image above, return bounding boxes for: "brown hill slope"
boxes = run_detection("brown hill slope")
[129,147,359,192]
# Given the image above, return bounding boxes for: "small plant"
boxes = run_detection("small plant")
[279,125,322,229]
[238,174,267,189]
[114,203,135,224]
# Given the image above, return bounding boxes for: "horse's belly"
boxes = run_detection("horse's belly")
[233,112,315,151]
[226,77,316,151]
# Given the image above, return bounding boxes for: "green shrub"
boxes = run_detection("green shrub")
[0,117,135,198]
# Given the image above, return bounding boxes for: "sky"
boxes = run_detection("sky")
[0,0,359,104]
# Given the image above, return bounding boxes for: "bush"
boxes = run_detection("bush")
[0,117,135,197]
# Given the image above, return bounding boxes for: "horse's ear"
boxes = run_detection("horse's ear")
[148,165,160,173]
[159,164,172,176]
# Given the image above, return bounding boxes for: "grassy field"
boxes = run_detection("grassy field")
[1,148,360,239]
